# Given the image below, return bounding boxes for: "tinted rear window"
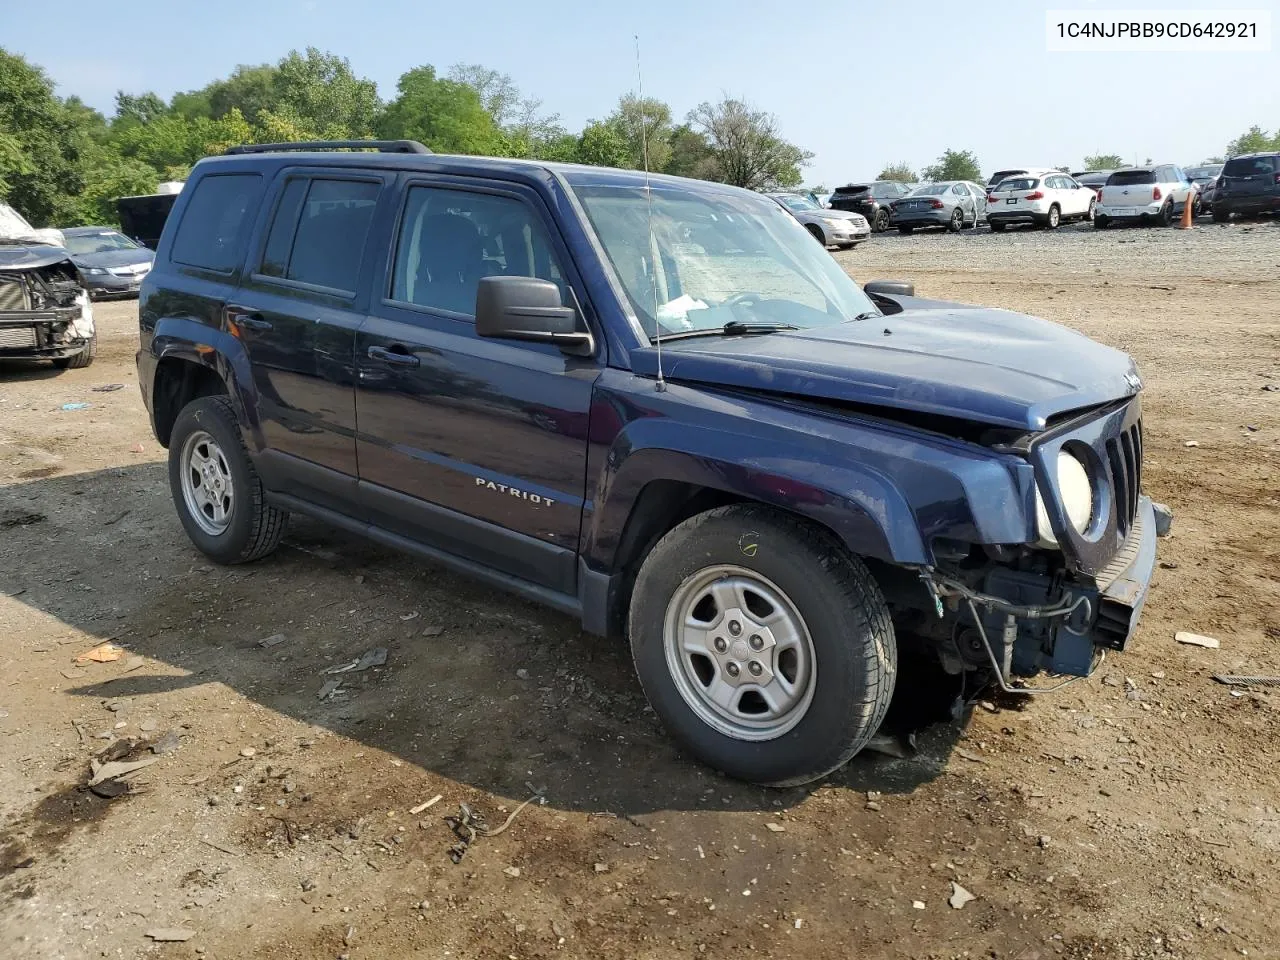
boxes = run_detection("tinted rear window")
[1222,156,1278,177]
[989,169,1025,184]
[872,183,905,198]
[996,178,1038,192]
[263,178,381,293]
[1107,170,1156,186]
[834,185,870,196]
[170,174,262,272]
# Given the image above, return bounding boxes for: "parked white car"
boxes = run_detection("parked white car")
[1095,165,1196,228]
[985,173,1097,230]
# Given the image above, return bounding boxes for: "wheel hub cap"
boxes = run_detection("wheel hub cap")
[663,566,816,742]
[180,430,234,536]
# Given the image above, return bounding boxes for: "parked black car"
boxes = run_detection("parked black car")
[1183,164,1223,215]
[1070,170,1114,202]
[1211,154,1280,222]
[61,226,155,298]
[828,181,912,232]
[136,140,1162,787]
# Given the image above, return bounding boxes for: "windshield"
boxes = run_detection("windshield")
[1107,170,1156,186]
[873,183,906,198]
[63,230,140,256]
[0,203,34,238]
[775,194,820,212]
[573,183,879,338]
[909,184,950,196]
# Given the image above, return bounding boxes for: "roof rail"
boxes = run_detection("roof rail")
[224,140,431,156]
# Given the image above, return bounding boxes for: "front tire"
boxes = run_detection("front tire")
[628,505,897,787]
[168,396,288,564]
[990,221,1007,232]
[805,223,827,246]
[874,208,890,232]
[1212,206,1229,223]
[1045,204,1061,229]
[948,208,963,232]
[1094,214,1110,229]
[897,226,913,235]
[1157,201,1173,226]
[52,332,96,369]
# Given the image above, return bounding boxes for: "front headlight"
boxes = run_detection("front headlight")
[822,217,849,229]
[1035,450,1093,547]
[84,267,107,275]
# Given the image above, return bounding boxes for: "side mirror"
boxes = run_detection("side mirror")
[864,280,915,298]
[475,276,593,356]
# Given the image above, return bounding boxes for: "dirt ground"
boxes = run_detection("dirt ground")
[2,222,1278,960]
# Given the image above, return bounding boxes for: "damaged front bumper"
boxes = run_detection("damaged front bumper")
[928,496,1160,692]
[0,299,95,361]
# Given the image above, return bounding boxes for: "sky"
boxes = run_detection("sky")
[5,0,1277,186]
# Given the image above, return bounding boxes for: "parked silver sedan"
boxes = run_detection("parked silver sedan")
[889,181,988,233]
[766,193,870,248]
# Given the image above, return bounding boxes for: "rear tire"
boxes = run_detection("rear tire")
[1045,204,1060,229]
[805,223,827,246]
[52,332,96,369]
[948,208,963,232]
[898,226,913,235]
[1212,207,1229,223]
[874,208,890,232]
[1157,201,1173,226]
[990,221,1007,232]
[628,505,897,787]
[1094,214,1110,229]
[168,396,288,565]
[1086,199,1096,223]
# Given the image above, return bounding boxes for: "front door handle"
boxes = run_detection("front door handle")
[227,308,272,331]
[367,345,420,368]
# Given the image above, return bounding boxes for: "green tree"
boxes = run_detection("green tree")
[0,48,91,225]
[272,48,379,138]
[877,161,916,183]
[687,97,810,190]
[665,124,718,180]
[1083,153,1125,170]
[377,66,503,154]
[921,149,982,183]
[0,131,33,197]
[609,94,673,171]
[576,119,630,168]
[1226,125,1277,157]
[113,91,168,127]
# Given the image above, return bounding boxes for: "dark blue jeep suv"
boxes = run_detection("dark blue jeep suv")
[137,140,1161,786]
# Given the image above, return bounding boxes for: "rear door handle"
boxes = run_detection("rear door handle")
[367,345,420,367]
[227,308,272,331]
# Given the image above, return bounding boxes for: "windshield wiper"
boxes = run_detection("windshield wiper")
[653,321,801,342]
[852,311,880,321]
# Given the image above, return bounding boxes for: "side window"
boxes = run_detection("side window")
[951,183,966,196]
[170,174,262,272]
[259,178,380,294]
[390,186,565,317]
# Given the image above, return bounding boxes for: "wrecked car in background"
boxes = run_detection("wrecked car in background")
[0,202,96,369]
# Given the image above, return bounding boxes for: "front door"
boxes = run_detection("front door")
[354,178,601,595]
[232,170,390,511]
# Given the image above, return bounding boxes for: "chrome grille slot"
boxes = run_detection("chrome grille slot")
[1105,419,1143,537]
[1106,438,1129,535]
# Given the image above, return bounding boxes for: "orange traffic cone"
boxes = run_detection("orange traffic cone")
[1178,193,1194,230]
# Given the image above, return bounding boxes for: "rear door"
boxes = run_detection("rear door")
[231,168,392,512]
[353,176,601,594]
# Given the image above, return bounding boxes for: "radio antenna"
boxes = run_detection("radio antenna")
[635,34,665,392]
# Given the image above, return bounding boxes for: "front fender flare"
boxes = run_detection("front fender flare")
[584,417,926,570]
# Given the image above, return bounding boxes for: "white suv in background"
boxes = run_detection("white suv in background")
[986,173,1097,231]
[1095,165,1196,228]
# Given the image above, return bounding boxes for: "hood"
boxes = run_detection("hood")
[632,304,1141,431]
[70,247,155,269]
[0,243,75,271]
[817,209,864,221]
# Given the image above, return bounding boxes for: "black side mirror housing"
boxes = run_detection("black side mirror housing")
[863,280,915,298]
[475,276,593,356]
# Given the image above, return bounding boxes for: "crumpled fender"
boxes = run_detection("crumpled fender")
[68,292,95,340]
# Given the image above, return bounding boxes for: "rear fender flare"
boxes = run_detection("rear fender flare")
[150,317,262,451]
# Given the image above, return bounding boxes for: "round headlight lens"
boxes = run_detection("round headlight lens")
[1035,450,1093,546]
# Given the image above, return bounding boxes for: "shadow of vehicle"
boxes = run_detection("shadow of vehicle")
[1,464,973,817]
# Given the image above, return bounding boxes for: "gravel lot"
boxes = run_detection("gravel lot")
[1,222,1278,960]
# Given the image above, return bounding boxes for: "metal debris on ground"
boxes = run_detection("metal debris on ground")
[324,647,388,674]
[92,383,125,392]
[74,642,124,664]
[862,730,917,759]
[949,882,976,909]
[421,626,444,637]
[317,680,342,700]
[145,929,195,942]
[1175,631,1221,649]
[1212,675,1280,688]
[88,756,159,786]
[444,792,545,863]
[258,633,288,648]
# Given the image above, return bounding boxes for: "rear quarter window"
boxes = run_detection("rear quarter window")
[169,173,263,272]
